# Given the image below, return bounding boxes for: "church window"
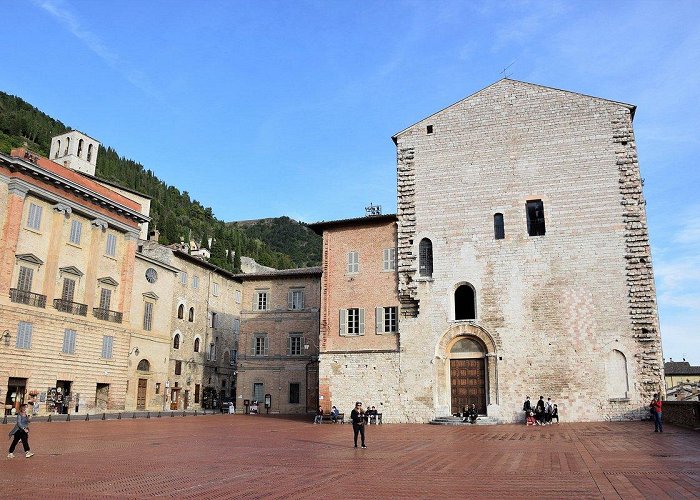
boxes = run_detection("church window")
[526,200,546,236]
[55,141,61,158]
[64,137,70,155]
[87,144,93,162]
[173,333,180,349]
[494,213,505,240]
[419,238,433,278]
[177,304,184,319]
[455,284,476,320]
[188,307,194,322]
[78,139,84,157]
[194,337,200,352]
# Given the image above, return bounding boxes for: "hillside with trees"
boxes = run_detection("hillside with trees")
[0,90,321,271]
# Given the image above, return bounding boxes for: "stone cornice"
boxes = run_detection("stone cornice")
[0,152,149,224]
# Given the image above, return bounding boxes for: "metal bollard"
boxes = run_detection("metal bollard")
[1,415,6,424]
[102,413,106,420]
[147,412,150,419]
[48,414,52,423]
[133,412,136,419]
[182,411,185,417]
[194,410,197,416]
[170,411,174,417]
[117,413,122,420]
[66,414,70,422]
[85,413,89,421]
[157,411,161,418]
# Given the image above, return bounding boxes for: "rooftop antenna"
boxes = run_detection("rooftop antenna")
[365,203,382,216]
[500,60,516,79]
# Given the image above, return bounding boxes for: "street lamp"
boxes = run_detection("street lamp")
[1,330,10,346]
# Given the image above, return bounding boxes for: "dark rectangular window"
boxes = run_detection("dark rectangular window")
[526,200,546,236]
[494,213,505,240]
[289,383,300,404]
[175,360,182,375]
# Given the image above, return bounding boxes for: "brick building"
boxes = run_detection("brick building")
[312,79,663,423]
[236,267,321,414]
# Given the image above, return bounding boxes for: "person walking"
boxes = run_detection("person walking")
[8,403,33,459]
[536,396,545,425]
[522,396,532,423]
[650,393,663,433]
[351,401,366,448]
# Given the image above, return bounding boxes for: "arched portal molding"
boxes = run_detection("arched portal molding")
[436,322,497,360]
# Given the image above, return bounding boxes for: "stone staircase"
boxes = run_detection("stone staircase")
[429,415,501,426]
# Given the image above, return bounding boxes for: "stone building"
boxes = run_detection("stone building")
[0,142,150,414]
[236,267,321,414]
[312,79,663,422]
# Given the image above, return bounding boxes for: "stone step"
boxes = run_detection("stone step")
[429,416,501,426]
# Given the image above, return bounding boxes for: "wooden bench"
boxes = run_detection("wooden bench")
[323,413,344,424]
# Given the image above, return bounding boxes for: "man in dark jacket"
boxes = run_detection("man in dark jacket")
[350,402,366,448]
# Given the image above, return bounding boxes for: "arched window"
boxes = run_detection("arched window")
[55,140,60,158]
[419,238,433,278]
[137,359,150,371]
[64,137,70,155]
[188,307,194,322]
[194,337,200,352]
[607,349,629,398]
[494,213,505,240]
[87,144,93,162]
[450,337,484,356]
[177,304,184,319]
[455,284,476,320]
[77,139,84,157]
[173,333,180,349]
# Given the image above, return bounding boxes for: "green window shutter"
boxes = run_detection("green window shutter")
[359,309,365,335]
[339,309,346,335]
[375,307,383,333]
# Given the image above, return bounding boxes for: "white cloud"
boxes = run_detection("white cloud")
[32,0,160,99]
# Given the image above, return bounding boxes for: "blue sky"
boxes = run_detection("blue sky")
[3,0,698,363]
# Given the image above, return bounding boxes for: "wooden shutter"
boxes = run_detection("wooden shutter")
[62,278,76,302]
[288,290,293,309]
[359,308,365,335]
[339,309,346,335]
[264,335,269,355]
[375,307,383,333]
[17,266,33,291]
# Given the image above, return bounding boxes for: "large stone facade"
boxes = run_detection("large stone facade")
[315,79,664,423]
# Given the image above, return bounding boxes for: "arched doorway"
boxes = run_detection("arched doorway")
[449,337,486,415]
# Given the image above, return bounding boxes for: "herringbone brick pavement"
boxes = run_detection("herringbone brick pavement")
[1,415,698,498]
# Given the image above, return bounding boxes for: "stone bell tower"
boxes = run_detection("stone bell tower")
[49,130,100,176]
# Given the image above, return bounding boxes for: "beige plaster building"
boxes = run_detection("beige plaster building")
[0,144,149,415]
[236,267,321,414]
[312,79,664,423]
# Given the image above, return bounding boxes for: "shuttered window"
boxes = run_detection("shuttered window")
[105,233,117,256]
[255,291,268,311]
[375,306,398,333]
[62,329,76,354]
[16,266,33,291]
[99,288,112,310]
[340,308,364,336]
[288,334,303,356]
[62,278,76,302]
[347,251,359,273]
[383,248,396,271]
[16,321,33,349]
[101,335,114,359]
[288,289,304,310]
[27,203,42,230]
[69,220,82,244]
[254,334,269,356]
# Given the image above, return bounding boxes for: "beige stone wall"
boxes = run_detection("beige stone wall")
[238,273,320,414]
[392,80,663,422]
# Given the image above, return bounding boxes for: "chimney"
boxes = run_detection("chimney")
[149,229,160,242]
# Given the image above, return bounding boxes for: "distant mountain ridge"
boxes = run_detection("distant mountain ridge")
[0,90,320,270]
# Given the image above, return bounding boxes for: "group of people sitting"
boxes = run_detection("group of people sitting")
[313,404,381,424]
[460,404,479,424]
[523,396,558,425]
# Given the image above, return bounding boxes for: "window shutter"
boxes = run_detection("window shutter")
[359,308,365,335]
[299,291,304,309]
[375,307,383,333]
[264,335,269,355]
[288,290,293,309]
[17,267,33,291]
[287,335,292,355]
[396,310,400,333]
[339,309,346,335]
[62,278,76,302]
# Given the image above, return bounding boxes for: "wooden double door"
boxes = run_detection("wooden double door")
[450,358,486,415]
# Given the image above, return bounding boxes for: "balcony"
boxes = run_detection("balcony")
[54,298,88,316]
[93,307,123,324]
[9,288,46,308]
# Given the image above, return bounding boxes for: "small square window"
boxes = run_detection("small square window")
[426,125,434,134]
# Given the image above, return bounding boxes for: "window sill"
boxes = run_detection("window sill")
[608,398,630,403]
[66,242,83,249]
[376,331,398,335]
[415,277,434,282]
[103,254,117,261]
[339,333,364,337]
[23,226,43,236]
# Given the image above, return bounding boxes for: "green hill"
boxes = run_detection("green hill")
[0,90,320,271]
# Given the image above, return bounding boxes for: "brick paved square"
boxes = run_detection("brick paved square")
[1,416,698,498]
